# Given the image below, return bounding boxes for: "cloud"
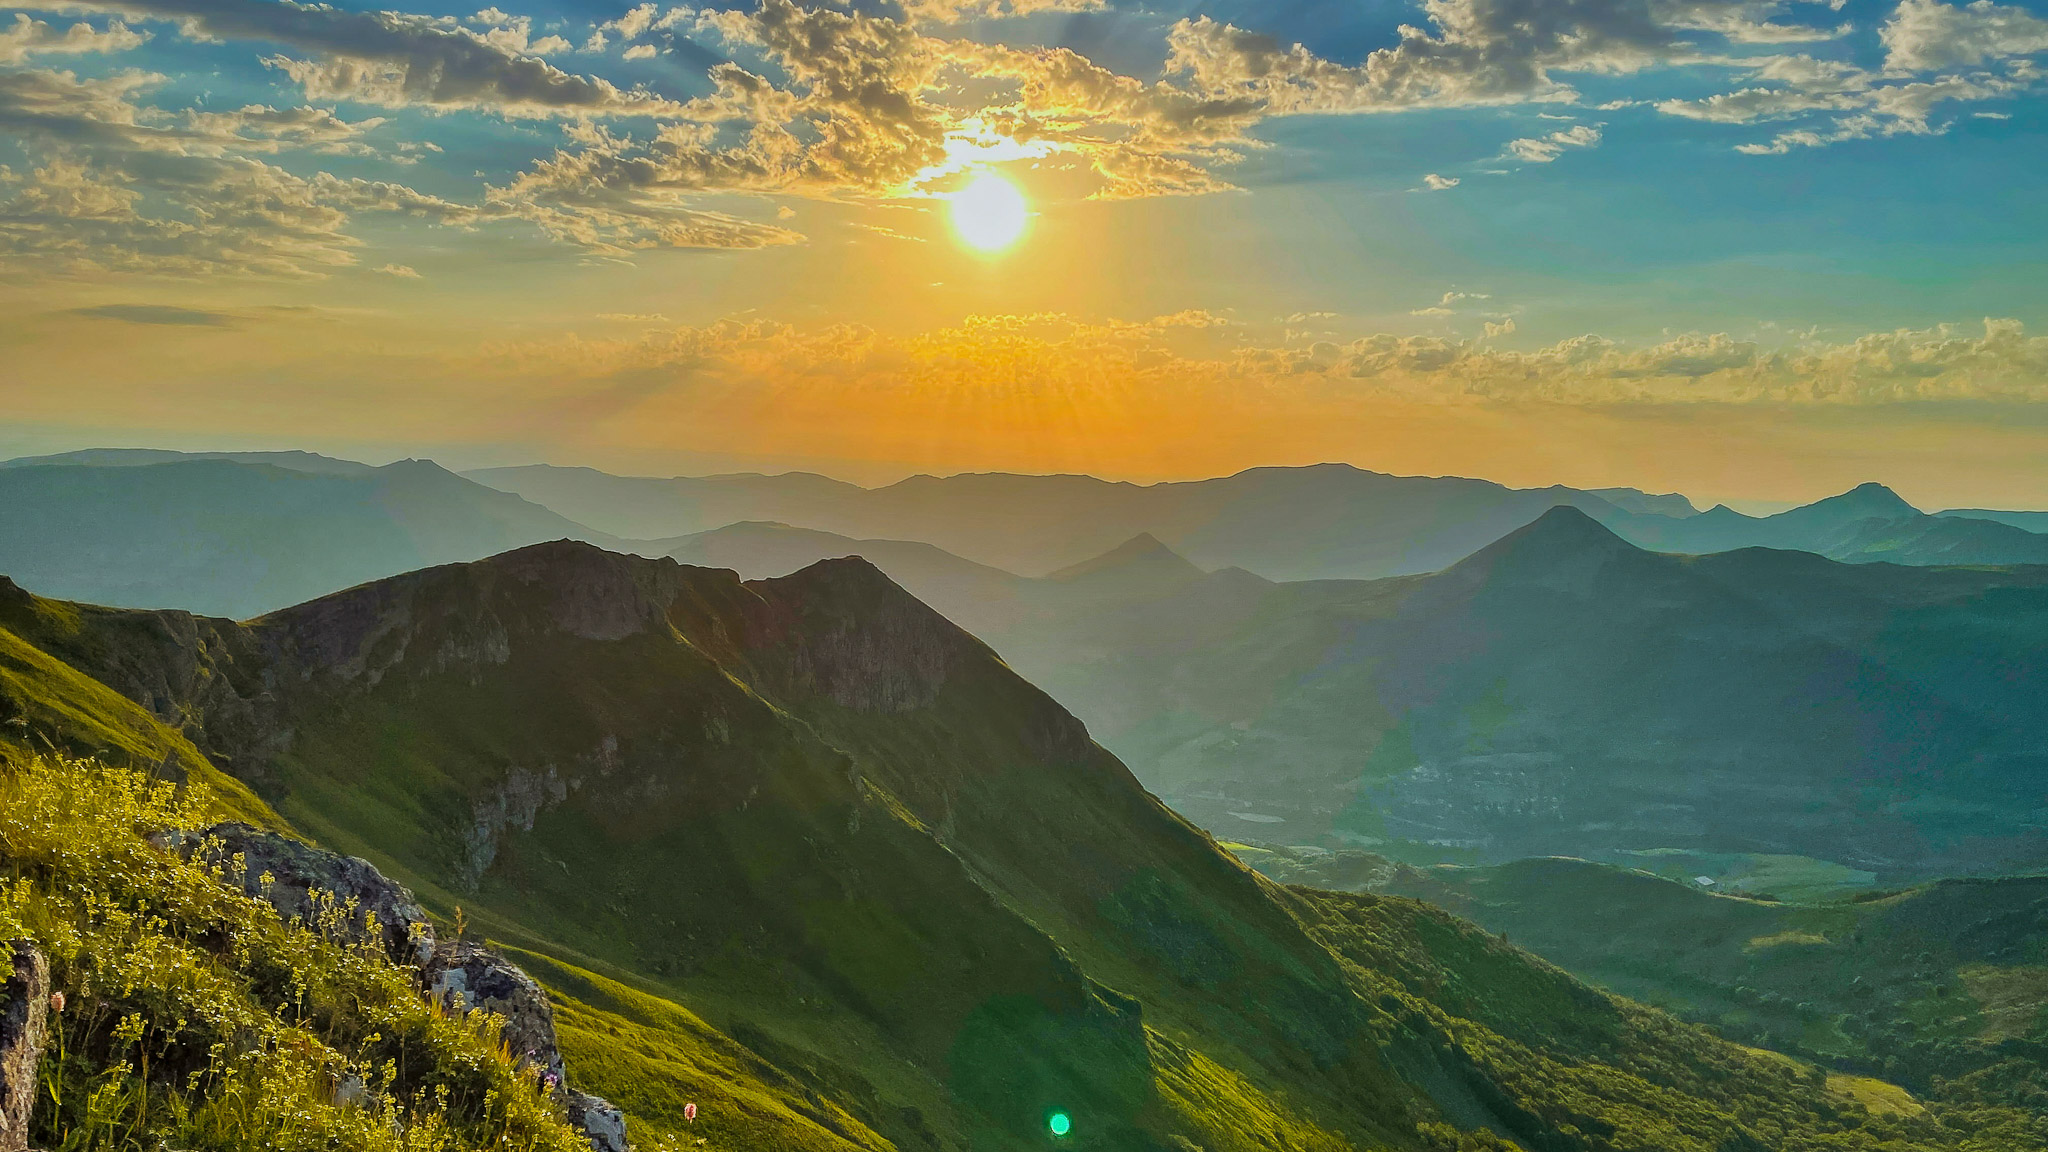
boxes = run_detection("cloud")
[1422,173,1459,189]
[1659,1,2045,151]
[0,67,480,276]
[488,312,2048,412]
[1507,123,1603,162]
[374,262,421,277]
[1881,0,2048,70]
[0,14,147,63]
[19,0,686,116]
[68,303,234,324]
[901,0,1105,22]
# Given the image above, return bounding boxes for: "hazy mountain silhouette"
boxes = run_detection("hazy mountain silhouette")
[0,458,625,617]
[473,461,1659,579]
[479,463,2048,578]
[1117,510,2048,876]
[0,446,377,474]
[1603,482,2048,565]
[1939,507,2048,532]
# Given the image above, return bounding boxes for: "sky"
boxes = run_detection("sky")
[0,0,2045,508]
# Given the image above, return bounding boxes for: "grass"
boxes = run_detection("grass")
[0,753,591,1152]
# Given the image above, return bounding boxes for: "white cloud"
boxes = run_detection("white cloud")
[0,14,147,64]
[18,0,687,116]
[1506,123,1603,162]
[1422,173,1459,189]
[1881,0,2048,71]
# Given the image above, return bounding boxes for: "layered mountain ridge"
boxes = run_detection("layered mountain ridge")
[0,540,1993,1150]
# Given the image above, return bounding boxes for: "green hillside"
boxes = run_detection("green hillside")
[3,544,2034,1148]
[1232,842,2048,1144]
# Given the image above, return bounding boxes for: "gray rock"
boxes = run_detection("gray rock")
[565,1091,628,1152]
[156,823,437,968]
[1,940,50,1152]
[425,943,629,1152]
[424,942,566,1089]
[161,825,628,1152]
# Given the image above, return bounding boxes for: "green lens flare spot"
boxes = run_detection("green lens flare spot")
[1048,1112,1072,1137]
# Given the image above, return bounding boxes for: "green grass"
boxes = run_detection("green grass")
[0,754,590,1152]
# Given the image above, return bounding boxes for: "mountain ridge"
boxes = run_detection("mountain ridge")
[0,542,2001,1150]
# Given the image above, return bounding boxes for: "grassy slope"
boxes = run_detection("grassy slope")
[3,545,2019,1151]
[0,578,277,828]
[1302,853,2048,1143]
[0,754,591,1151]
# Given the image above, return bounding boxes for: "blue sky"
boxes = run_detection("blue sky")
[1,0,2045,504]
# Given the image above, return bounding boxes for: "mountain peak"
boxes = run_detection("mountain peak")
[1046,533,1203,584]
[1807,482,1918,519]
[1448,505,1643,584]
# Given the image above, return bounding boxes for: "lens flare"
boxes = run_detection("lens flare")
[1048,1111,1071,1137]
[949,172,1028,253]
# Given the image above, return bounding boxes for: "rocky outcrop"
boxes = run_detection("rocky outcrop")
[423,942,627,1151]
[462,767,569,890]
[425,942,565,1089]
[565,1092,627,1152]
[172,826,628,1152]
[157,823,437,968]
[0,941,49,1152]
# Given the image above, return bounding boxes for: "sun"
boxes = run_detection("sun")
[948,172,1028,253]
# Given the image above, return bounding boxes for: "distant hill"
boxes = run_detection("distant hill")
[473,461,1664,579]
[1152,510,2048,877]
[0,546,1987,1150]
[645,513,2048,878]
[1603,483,2048,566]
[1,446,376,474]
[0,458,627,618]
[479,462,2048,578]
[1939,507,2048,533]
[1330,851,2048,1115]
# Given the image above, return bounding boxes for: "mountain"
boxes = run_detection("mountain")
[465,464,873,542]
[1047,533,1207,588]
[1940,508,2048,533]
[665,521,1032,629]
[0,458,631,618]
[0,446,376,474]
[983,508,2048,879]
[1602,483,2048,566]
[0,545,1996,1150]
[1355,854,2048,1117]
[471,462,1657,580]
[643,512,2048,880]
[480,462,2047,579]
[1823,513,2048,566]
[1586,487,1699,518]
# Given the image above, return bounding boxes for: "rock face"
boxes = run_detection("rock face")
[0,941,49,1152]
[159,823,438,969]
[425,942,566,1090]
[166,827,627,1152]
[565,1092,627,1152]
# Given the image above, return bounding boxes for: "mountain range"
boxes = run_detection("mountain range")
[656,511,2048,881]
[0,455,631,618]
[471,461,2048,576]
[1230,843,2048,1121]
[6,449,2045,628]
[0,542,2011,1150]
